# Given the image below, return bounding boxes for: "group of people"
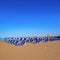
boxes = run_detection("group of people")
[4,37,60,46]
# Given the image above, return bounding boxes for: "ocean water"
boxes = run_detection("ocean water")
[0,38,4,40]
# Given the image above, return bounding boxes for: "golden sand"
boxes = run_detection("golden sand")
[0,40,60,60]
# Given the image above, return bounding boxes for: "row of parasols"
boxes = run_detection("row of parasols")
[4,37,60,46]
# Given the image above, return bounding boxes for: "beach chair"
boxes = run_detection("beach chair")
[25,38,29,42]
[14,40,19,46]
[12,40,17,44]
[11,40,16,44]
[49,38,55,41]
[34,38,41,44]
[58,38,60,40]
[44,38,49,42]
[19,38,22,41]
[20,40,26,46]
[10,40,14,44]
[16,40,22,46]
[29,38,34,43]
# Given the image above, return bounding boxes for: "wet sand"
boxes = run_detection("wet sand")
[0,40,60,60]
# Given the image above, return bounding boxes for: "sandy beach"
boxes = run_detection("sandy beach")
[0,40,60,60]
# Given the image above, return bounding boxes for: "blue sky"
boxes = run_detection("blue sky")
[0,0,60,37]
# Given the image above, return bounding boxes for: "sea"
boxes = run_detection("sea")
[0,38,4,40]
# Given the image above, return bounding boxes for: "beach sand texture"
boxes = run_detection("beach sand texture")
[0,40,60,60]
